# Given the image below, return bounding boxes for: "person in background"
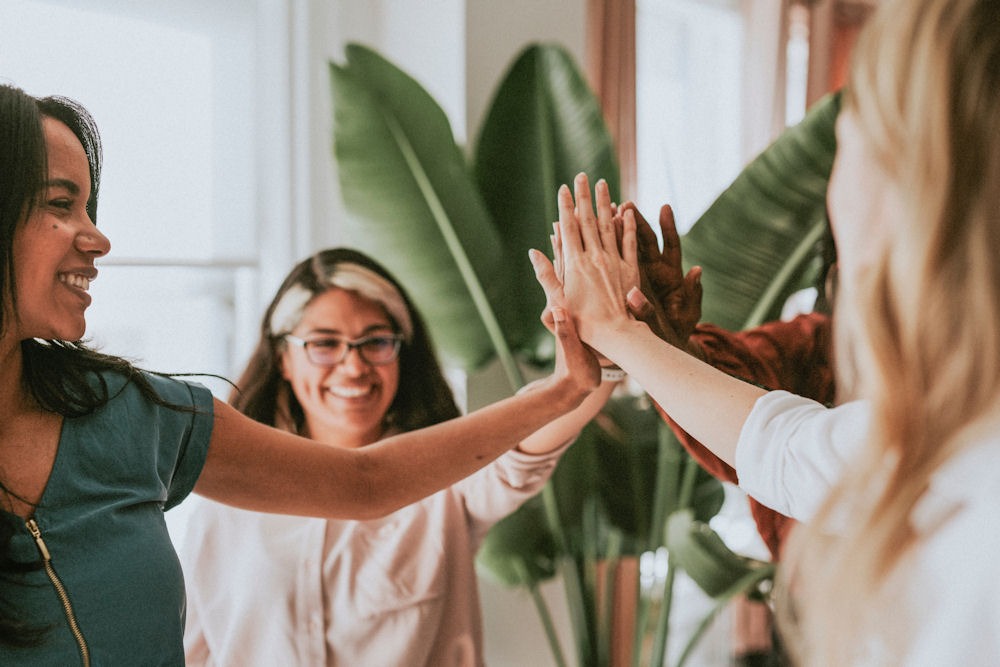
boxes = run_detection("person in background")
[0,83,599,666]
[624,200,834,666]
[538,0,1000,661]
[625,200,836,561]
[178,247,621,667]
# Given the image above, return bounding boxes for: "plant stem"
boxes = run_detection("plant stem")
[522,571,568,667]
[674,566,776,667]
[649,454,702,666]
[741,222,826,329]
[598,533,623,667]
[649,555,677,666]
[630,583,651,667]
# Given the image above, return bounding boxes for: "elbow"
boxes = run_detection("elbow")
[343,450,405,520]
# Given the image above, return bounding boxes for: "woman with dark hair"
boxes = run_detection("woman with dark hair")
[0,82,601,665]
[179,248,618,666]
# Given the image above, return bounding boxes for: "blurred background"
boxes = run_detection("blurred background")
[0,1,873,663]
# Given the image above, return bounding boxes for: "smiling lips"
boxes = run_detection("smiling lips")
[327,385,376,399]
[58,272,93,291]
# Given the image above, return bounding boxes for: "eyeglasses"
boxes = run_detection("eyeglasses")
[283,333,403,367]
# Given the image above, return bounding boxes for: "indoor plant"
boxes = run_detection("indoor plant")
[328,42,838,666]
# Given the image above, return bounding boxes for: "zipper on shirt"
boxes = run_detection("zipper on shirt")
[25,518,91,667]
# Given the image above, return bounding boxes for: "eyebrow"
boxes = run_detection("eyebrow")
[44,178,80,195]
[305,324,395,337]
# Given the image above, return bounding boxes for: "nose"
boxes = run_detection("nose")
[77,224,111,258]
[337,345,370,374]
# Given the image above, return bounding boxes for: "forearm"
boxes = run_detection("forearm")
[196,379,589,520]
[591,319,766,468]
[517,374,617,454]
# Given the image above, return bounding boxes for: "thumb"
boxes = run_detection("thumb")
[626,286,653,319]
[530,248,562,301]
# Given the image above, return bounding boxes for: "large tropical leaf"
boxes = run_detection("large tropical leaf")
[474,43,621,363]
[476,494,559,587]
[476,396,724,585]
[683,92,841,331]
[551,397,723,555]
[330,44,524,372]
[665,509,774,601]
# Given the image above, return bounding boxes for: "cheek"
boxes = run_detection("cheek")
[279,351,322,390]
[379,365,401,406]
[828,159,883,279]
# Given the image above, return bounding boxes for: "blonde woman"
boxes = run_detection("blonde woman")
[536,0,1000,663]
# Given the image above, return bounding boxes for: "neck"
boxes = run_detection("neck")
[0,336,36,424]
[302,418,386,450]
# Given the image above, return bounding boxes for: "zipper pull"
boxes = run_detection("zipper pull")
[26,518,52,562]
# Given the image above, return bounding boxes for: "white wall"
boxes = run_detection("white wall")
[296,0,586,257]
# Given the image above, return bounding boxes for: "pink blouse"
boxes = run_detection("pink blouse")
[178,443,569,666]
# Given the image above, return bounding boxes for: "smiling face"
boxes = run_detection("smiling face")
[10,117,111,342]
[280,287,401,448]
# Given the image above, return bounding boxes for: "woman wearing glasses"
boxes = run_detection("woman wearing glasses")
[178,247,618,666]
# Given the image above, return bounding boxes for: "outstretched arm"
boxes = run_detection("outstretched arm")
[195,307,600,520]
[536,173,766,467]
[518,241,622,455]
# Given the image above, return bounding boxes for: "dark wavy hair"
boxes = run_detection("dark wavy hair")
[0,84,191,647]
[232,248,460,436]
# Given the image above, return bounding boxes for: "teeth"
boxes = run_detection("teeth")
[59,274,91,291]
[329,386,373,399]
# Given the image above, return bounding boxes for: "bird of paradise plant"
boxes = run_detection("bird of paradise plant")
[328,41,838,666]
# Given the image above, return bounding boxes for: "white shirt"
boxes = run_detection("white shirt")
[735,390,1000,664]
[178,443,569,667]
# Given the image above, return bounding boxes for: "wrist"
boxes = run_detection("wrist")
[591,318,647,358]
[539,372,591,411]
[600,365,626,382]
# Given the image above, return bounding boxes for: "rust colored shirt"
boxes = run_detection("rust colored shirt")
[657,312,834,559]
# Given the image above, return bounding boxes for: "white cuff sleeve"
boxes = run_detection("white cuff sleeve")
[735,391,871,521]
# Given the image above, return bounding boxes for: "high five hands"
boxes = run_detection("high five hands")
[619,201,703,357]
[530,173,640,356]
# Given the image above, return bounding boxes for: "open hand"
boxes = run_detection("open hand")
[619,202,702,350]
[530,249,601,393]
[535,173,638,352]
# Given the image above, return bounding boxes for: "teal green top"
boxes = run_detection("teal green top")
[0,371,214,666]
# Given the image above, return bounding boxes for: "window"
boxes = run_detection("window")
[634,0,810,235]
[2,0,262,395]
[635,0,744,235]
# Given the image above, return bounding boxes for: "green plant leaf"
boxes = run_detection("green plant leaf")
[475,494,559,587]
[476,397,724,587]
[329,43,524,372]
[474,43,621,364]
[665,509,774,600]
[682,92,841,330]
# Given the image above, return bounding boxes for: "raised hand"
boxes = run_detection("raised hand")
[535,173,639,353]
[619,202,703,353]
[530,248,601,392]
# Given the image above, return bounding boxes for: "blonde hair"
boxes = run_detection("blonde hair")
[780,0,1000,662]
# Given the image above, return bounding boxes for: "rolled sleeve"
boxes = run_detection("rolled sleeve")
[735,392,870,521]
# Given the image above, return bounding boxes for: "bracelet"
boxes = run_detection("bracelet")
[601,366,627,382]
